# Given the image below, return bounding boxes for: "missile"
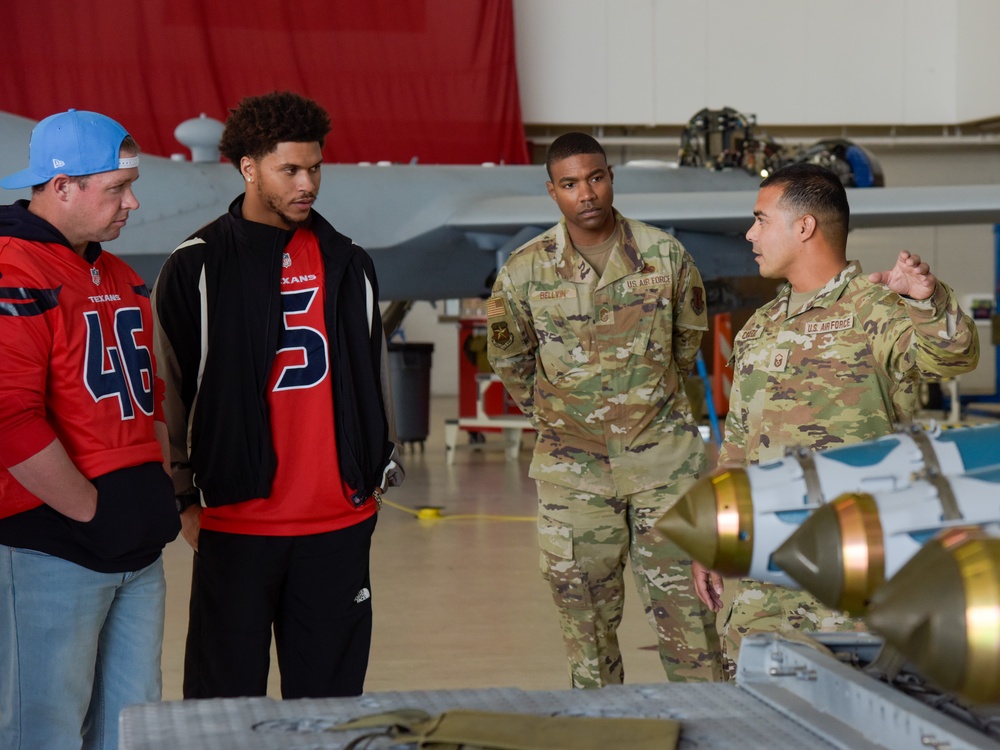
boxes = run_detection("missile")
[656,423,1000,585]
[771,466,1000,615]
[863,525,1000,705]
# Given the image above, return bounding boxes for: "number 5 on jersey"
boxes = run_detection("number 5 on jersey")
[274,287,329,391]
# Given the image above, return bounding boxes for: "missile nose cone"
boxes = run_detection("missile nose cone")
[656,474,717,564]
[866,527,1000,704]
[656,467,753,575]
[772,493,884,616]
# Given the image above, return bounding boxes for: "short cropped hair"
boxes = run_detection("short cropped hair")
[761,163,850,249]
[219,91,332,169]
[545,132,607,180]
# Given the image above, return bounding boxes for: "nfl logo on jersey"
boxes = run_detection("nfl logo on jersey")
[91,267,101,286]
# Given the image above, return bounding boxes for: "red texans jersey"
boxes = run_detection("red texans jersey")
[200,228,375,536]
[0,236,165,519]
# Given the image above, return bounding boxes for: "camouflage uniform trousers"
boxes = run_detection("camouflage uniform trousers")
[536,480,723,688]
[722,579,867,679]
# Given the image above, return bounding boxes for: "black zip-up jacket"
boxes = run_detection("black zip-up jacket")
[152,196,398,508]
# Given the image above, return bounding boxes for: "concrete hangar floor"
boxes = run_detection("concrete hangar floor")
[160,395,676,699]
[148,398,1000,749]
[160,394,997,699]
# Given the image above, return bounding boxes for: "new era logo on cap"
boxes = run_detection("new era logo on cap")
[0,109,137,190]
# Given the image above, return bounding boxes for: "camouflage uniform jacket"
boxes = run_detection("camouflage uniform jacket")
[486,211,708,496]
[720,260,979,466]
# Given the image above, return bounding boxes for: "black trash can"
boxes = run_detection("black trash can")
[387,342,434,445]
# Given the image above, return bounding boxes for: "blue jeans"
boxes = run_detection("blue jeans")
[0,545,166,750]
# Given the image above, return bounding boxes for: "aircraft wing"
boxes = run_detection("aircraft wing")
[846,184,1000,228]
[5,107,1000,300]
[424,183,1000,300]
[446,184,1000,237]
[445,191,753,235]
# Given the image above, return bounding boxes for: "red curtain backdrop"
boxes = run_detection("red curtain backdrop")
[1,1,528,165]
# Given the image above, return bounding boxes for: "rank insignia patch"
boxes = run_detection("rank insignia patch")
[767,348,790,372]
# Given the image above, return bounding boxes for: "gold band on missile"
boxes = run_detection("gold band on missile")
[830,492,885,615]
[952,531,1000,702]
[713,468,754,577]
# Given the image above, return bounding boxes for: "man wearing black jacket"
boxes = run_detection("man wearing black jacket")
[153,91,403,699]
[0,110,180,750]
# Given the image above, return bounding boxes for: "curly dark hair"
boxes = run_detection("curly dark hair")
[219,91,332,169]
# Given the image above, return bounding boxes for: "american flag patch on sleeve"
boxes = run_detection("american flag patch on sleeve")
[486,295,506,318]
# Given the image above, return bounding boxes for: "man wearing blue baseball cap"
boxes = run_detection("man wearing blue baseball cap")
[0,110,180,750]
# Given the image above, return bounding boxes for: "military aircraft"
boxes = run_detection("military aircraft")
[4,109,1000,301]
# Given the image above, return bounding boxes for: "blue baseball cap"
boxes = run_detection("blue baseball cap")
[0,109,139,190]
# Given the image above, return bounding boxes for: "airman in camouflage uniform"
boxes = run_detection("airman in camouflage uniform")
[487,133,723,688]
[691,163,979,679]
[721,261,978,465]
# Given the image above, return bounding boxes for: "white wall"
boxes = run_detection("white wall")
[843,144,1000,395]
[411,1,1000,402]
[956,0,1000,122]
[513,0,1000,126]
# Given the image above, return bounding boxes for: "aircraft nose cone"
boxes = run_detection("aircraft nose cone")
[656,467,753,575]
[865,526,1000,704]
[772,493,885,616]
